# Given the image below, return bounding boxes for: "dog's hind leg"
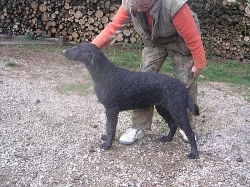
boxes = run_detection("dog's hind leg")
[100,107,119,150]
[155,105,178,142]
[170,109,199,159]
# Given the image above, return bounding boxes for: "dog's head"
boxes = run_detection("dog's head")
[62,42,98,65]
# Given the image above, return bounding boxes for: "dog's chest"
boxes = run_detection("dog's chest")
[94,84,119,104]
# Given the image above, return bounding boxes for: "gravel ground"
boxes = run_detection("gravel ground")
[0,46,250,186]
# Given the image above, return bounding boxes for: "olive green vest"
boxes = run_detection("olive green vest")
[122,0,187,47]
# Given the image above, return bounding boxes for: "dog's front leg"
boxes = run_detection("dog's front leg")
[100,107,119,150]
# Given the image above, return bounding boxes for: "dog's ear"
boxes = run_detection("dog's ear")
[80,50,95,65]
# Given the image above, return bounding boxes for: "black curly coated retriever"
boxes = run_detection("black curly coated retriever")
[62,43,200,159]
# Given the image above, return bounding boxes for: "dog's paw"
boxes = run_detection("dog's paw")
[100,142,111,150]
[101,134,107,141]
[159,136,172,142]
[188,152,199,159]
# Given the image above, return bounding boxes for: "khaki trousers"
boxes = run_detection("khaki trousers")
[131,46,197,130]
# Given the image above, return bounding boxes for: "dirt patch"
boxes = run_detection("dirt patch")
[0,45,250,186]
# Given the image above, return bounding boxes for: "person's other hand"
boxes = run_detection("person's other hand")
[192,66,202,77]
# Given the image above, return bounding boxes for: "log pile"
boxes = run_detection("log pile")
[0,0,250,60]
[0,0,139,43]
[189,0,250,61]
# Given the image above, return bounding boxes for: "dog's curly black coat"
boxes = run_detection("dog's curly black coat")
[63,43,200,159]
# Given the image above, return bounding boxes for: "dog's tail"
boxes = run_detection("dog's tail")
[187,94,199,116]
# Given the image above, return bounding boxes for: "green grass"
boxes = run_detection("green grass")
[6,61,18,67]
[9,44,250,87]
[202,60,250,102]
[7,43,250,100]
[102,45,174,73]
[15,44,65,53]
[57,83,91,95]
[102,46,142,70]
[102,45,250,86]
[102,45,250,102]
[201,60,250,86]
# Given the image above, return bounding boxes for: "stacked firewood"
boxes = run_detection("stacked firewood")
[0,0,250,60]
[0,0,140,43]
[190,0,250,60]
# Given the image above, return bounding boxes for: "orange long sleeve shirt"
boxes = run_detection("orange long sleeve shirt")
[92,3,206,69]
